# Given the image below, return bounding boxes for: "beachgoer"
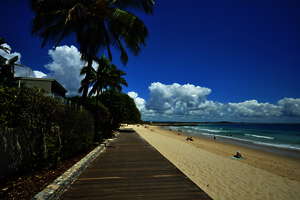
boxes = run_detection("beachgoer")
[213,136,216,140]
[233,151,242,158]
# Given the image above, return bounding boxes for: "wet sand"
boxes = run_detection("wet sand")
[130,125,300,200]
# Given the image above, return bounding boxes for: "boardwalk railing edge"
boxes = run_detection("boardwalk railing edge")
[32,136,119,200]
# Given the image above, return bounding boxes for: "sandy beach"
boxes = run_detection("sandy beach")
[130,125,300,200]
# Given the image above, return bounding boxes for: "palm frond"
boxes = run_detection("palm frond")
[30,0,153,96]
[116,38,128,65]
[108,8,148,57]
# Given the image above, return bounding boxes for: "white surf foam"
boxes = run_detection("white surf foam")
[168,126,300,151]
[194,128,223,133]
[207,134,300,151]
[254,141,300,151]
[244,134,274,140]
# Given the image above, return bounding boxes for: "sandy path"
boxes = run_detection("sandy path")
[130,125,300,200]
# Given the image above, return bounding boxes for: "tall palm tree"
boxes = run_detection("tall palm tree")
[79,55,128,99]
[30,0,155,97]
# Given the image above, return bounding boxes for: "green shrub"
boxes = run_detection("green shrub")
[100,90,141,131]
[68,96,111,140]
[0,86,135,178]
[0,87,19,127]
[0,87,61,169]
[0,87,97,176]
[58,106,95,159]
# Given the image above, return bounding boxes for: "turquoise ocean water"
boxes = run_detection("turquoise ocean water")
[167,123,300,151]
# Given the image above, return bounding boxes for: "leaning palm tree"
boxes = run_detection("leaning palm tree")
[30,0,155,97]
[79,55,128,99]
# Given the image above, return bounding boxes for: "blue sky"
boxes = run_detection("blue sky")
[1,0,300,122]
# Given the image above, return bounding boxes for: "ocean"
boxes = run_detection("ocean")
[166,123,300,154]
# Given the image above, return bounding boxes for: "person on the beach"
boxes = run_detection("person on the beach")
[234,151,242,158]
[213,136,216,140]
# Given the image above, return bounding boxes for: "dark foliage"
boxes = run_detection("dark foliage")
[79,55,128,98]
[57,106,95,159]
[0,87,95,177]
[100,90,141,130]
[0,87,140,180]
[68,96,111,140]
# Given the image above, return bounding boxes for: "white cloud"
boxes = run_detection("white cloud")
[278,98,300,117]
[227,100,282,118]
[33,70,47,78]
[128,91,146,111]
[128,91,157,119]
[44,45,84,95]
[130,82,300,122]
[147,82,211,113]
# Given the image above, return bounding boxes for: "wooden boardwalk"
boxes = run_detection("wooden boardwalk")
[61,130,212,200]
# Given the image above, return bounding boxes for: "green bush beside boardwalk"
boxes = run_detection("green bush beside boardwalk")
[0,87,141,179]
[100,90,141,129]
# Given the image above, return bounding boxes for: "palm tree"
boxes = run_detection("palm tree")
[30,0,155,97]
[79,55,128,99]
[104,64,128,92]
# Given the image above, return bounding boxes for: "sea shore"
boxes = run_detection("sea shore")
[130,125,300,200]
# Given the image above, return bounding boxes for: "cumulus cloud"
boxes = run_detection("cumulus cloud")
[128,91,157,119]
[227,100,282,118]
[128,92,146,111]
[278,98,300,117]
[147,82,211,113]
[33,70,47,78]
[44,45,84,95]
[129,82,300,122]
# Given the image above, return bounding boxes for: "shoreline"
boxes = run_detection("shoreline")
[131,125,300,200]
[156,125,300,181]
[161,126,300,160]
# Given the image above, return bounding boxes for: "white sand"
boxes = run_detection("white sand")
[130,125,300,200]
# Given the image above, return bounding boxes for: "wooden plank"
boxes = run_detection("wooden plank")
[61,131,212,200]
